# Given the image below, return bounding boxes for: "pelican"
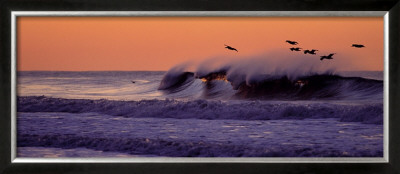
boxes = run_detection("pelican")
[352,44,365,48]
[320,53,335,61]
[304,49,318,55]
[224,44,238,52]
[290,47,301,51]
[286,40,298,45]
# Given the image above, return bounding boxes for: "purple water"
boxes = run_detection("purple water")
[17,71,383,157]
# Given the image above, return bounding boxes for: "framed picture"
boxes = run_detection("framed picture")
[1,0,399,173]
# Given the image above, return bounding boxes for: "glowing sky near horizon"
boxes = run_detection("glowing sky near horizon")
[17,17,383,71]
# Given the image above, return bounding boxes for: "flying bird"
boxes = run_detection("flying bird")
[352,44,365,48]
[320,53,335,61]
[286,40,298,45]
[290,47,302,51]
[224,44,238,52]
[304,49,318,55]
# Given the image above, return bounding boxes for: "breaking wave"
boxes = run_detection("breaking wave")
[18,96,383,124]
[158,67,382,101]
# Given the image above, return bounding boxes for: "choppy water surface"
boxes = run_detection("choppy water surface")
[18,112,382,157]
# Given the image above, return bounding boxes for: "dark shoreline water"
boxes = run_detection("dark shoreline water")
[17,112,383,157]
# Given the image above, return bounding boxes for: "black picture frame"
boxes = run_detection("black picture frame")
[1,0,399,173]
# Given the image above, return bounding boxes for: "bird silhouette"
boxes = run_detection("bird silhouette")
[304,49,318,55]
[290,47,302,51]
[286,40,298,45]
[352,44,365,48]
[224,44,238,52]
[320,53,335,61]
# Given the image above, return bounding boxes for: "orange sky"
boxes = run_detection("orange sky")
[17,17,383,71]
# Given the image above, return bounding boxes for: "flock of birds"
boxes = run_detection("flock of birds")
[224,41,365,61]
[285,40,365,61]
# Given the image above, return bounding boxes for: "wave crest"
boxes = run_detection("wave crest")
[159,53,382,100]
[18,96,383,124]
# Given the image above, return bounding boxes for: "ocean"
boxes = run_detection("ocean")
[17,70,384,157]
